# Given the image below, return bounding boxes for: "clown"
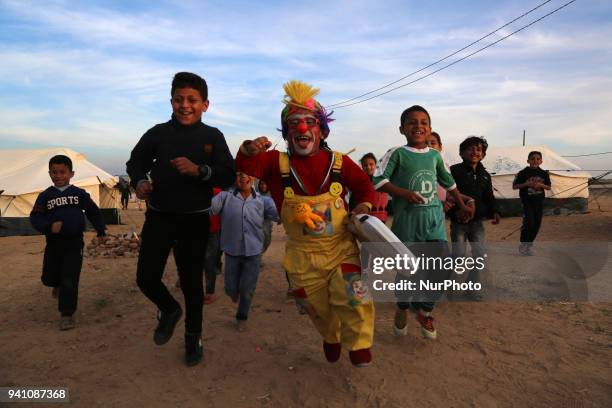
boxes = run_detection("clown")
[236,80,375,366]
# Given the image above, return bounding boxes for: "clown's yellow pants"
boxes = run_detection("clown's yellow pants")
[283,238,375,351]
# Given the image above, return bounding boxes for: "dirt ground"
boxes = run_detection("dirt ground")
[1,191,611,407]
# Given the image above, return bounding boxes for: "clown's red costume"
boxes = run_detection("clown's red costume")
[236,81,375,366]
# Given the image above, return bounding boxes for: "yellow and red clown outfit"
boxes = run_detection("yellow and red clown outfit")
[236,81,376,366]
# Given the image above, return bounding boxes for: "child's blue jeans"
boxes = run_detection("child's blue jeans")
[396,240,450,313]
[450,220,486,284]
[224,254,262,321]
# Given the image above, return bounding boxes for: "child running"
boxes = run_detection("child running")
[126,72,234,366]
[513,151,551,255]
[30,154,106,330]
[449,136,501,300]
[211,172,279,331]
[373,105,473,339]
[350,153,389,222]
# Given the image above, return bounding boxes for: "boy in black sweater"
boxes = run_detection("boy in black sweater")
[512,151,551,256]
[449,136,500,300]
[126,72,234,366]
[30,155,106,330]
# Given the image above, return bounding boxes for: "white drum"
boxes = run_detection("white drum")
[349,214,416,270]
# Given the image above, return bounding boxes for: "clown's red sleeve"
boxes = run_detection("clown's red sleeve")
[236,149,285,211]
[341,155,375,207]
[235,149,280,179]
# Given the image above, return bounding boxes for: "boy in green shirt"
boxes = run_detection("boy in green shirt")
[373,105,473,339]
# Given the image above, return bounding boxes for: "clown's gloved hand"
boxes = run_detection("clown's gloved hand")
[241,136,272,156]
[291,202,323,230]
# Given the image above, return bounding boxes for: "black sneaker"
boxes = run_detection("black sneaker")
[185,333,203,366]
[519,244,534,256]
[153,307,182,346]
[59,315,76,331]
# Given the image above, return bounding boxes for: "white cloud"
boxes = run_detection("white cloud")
[0,0,610,176]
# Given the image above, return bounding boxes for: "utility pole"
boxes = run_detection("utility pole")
[522,130,526,146]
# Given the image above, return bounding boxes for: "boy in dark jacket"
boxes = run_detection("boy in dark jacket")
[126,72,234,366]
[449,136,500,300]
[30,154,106,330]
[513,151,551,255]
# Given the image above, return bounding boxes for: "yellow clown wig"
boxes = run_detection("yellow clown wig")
[280,80,334,139]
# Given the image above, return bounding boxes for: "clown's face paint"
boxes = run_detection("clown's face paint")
[286,112,321,156]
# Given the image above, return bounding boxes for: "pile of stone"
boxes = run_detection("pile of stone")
[85,232,140,258]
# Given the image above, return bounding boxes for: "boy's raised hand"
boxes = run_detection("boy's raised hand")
[443,195,457,212]
[402,189,425,204]
[456,209,471,223]
[51,221,62,234]
[170,157,199,177]
[456,199,475,223]
[136,180,152,199]
[243,136,272,156]
[350,203,371,216]
[534,182,548,190]
[442,200,455,212]
[465,198,476,214]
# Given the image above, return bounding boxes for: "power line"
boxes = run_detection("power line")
[326,0,554,108]
[561,151,612,158]
[329,0,577,109]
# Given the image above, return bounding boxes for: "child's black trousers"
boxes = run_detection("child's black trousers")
[136,210,210,335]
[41,236,84,317]
[520,200,544,243]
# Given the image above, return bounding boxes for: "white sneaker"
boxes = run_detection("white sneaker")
[393,310,408,336]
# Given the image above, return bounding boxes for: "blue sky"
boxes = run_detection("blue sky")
[1,0,611,176]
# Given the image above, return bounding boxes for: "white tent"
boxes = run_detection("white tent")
[0,147,120,218]
[440,145,591,200]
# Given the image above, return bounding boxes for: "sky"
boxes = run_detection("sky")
[0,0,611,177]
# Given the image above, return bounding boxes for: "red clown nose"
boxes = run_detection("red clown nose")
[296,123,309,134]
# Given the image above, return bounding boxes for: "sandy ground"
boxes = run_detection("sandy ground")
[1,192,611,407]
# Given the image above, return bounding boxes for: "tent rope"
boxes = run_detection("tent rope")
[0,196,15,217]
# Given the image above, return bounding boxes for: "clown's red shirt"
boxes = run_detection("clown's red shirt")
[236,149,375,212]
